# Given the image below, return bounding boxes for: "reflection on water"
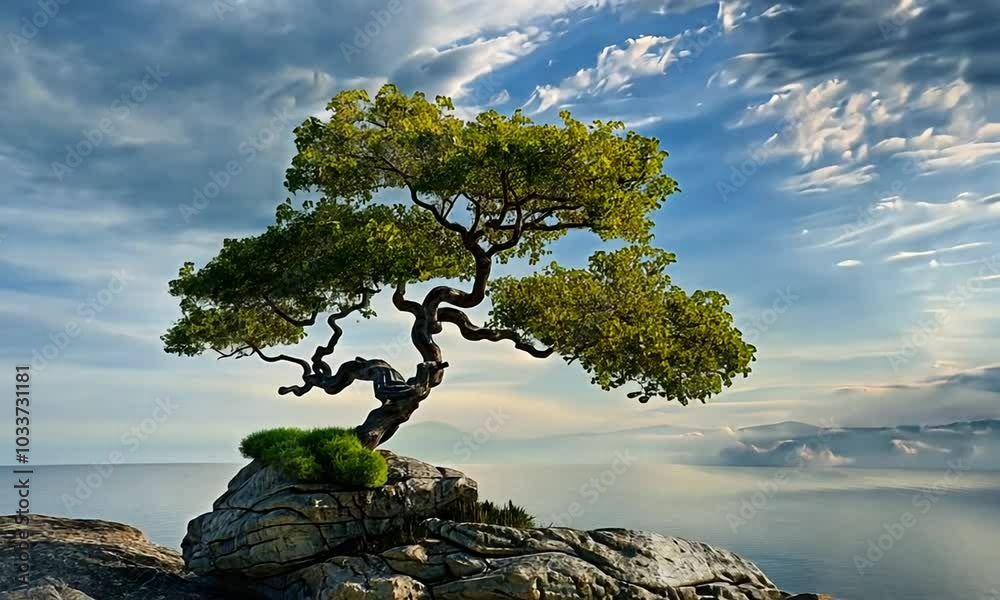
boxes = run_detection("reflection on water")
[5,463,999,599]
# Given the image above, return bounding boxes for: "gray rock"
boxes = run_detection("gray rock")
[281,555,429,600]
[0,515,222,600]
[182,452,477,578]
[0,579,94,600]
[0,578,94,600]
[269,520,805,600]
[423,519,778,592]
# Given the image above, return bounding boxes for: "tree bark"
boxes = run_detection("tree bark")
[354,392,423,449]
[353,359,445,449]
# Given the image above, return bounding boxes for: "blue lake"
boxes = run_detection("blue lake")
[4,463,1000,599]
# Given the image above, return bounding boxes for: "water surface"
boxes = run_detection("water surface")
[5,463,999,599]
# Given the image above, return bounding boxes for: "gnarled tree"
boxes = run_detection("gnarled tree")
[163,85,756,449]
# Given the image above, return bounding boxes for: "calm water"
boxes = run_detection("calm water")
[4,463,1000,599]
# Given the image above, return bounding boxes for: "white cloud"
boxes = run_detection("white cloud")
[783,163,878,194]
[891,439,951,455]
[873,137,907,153]
[718,0,750,32]
[836,259,864,268]
[396,28,550,105]
[525,35,679,113]
[817,192,1000,253]
[734,72,1000,192]
[886,242,993,263]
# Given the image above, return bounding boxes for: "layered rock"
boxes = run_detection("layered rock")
[0,515,222,600]
[181,452,831,599]
[271,519,813,600]
[182,451,477,578]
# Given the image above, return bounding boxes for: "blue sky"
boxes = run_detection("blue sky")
[2,0,1000,464]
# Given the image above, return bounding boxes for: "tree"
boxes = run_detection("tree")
[163,85,756,449]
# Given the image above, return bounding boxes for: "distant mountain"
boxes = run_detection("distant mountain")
[384,419,1000,470]
[719,419,998,470]
[736,421,823,441]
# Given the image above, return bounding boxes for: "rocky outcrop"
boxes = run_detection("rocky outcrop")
[0,515,223,600]
[180,453,831,600]
[268,519,818,600]
[2,455,833,600]
[182,451,477,578]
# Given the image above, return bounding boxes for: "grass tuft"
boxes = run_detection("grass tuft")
[339,496,536,555]
[239,427,388,487]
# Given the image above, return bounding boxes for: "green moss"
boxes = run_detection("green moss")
[239,427,388,487]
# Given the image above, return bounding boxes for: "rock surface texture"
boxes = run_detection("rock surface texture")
[182,451,478,578]
[0,515,223,600]
[0,580,95,600]
[182,453,831,599]
[270,519,825,600]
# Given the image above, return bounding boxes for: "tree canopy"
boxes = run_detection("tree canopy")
[163,84,756,448]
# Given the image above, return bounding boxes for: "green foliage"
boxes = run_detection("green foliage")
[489,245,756,405]
[285,84,677,264]
[240,427,388,487]
[162,201,472,356]
[164,83,756,414]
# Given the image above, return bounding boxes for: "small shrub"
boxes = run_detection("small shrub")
[239,427,303,460]
[340,496,537,555]
[446,498,536,529]
[239,427,388,487]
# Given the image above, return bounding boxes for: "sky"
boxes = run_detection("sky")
[2,0,1000,465]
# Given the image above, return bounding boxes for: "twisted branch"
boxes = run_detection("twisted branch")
[438,307,553,358]
[311,288,378,377]
[263,296,319,327]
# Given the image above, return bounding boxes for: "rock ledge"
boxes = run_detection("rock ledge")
[0,514,223,600]
[183,451,477,578]
[271,518,829,600]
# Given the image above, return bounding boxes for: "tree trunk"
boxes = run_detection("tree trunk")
[355,359,444,449]
[355,392,424,449]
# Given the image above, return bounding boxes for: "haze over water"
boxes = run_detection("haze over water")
[7,463,999,600]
